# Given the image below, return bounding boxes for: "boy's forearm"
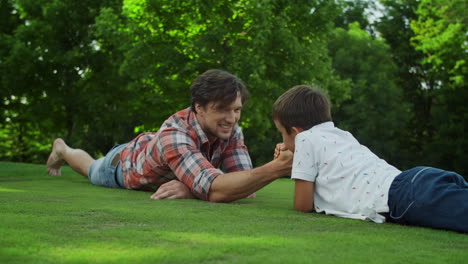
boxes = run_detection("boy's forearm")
[208,160,288,202]
[294,179,315,212]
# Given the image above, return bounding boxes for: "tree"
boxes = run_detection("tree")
[97,0,350,165]
[334,0,372,32]
[410,0,468,175]
[1,0,351,166]
[329,22,409,165]
[0,0,135,161]
[376,0,434,169]
[411,0,467,88]
[377,0,468,177]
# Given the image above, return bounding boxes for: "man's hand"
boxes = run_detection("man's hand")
[150,180,195,200]
[208,144,293,203]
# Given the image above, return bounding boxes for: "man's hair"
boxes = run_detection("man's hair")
[191,69,250,112]
[273,85,332,134]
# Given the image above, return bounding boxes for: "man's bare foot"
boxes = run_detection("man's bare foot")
[46,138,67,176]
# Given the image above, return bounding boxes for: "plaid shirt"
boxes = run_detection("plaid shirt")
[120,108,253,200]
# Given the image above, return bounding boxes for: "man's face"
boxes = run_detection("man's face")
[274,119,299,152]
[196,94,243,143]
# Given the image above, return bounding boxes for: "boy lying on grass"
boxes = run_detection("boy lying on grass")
[272,85,468,233]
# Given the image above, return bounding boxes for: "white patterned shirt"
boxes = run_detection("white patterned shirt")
[291,122,401,223]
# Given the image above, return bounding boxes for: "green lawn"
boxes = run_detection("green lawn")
[0,162,467,263]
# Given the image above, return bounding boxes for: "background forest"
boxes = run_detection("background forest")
[0,0,466,178]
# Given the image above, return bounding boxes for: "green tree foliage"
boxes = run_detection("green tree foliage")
[0,0,466,178]
[376,0,434,169]
[410,0,468,175]
[329,22,408,165]
[411,0,467,87]
[1,0,349,165]
[1,0,137,161]
[377,0,467,177]
[334,0,372,32]
[94,0,350,165]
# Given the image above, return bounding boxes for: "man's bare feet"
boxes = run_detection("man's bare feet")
[46,138,67,176]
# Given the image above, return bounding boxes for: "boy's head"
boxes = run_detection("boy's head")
[273,85,332,151]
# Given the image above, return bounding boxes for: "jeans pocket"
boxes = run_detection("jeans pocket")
[389,175,416,223]
[104,165,119,188]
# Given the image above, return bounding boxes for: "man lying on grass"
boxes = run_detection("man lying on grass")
[272,85,468,233]
[47,69,292,202]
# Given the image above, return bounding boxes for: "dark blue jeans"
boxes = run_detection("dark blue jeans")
[388,166,468,233]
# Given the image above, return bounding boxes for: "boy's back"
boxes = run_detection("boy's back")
[292,121,400,222]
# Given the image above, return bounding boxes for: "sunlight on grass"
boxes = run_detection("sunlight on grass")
[47,243,169,263]
[44,231,289,263]
[163,231,287,247]
[0,187,25,193]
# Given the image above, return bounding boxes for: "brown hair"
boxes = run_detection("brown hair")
[191,69,250,112]
[273,85,332,134]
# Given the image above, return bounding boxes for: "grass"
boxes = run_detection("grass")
[0,161,467,263]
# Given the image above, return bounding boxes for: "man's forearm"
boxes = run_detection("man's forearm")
[208,159,289,202]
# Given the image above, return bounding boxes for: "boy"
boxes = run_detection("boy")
[273,85,468,233]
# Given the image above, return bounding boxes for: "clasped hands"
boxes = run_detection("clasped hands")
[274,142,294,177]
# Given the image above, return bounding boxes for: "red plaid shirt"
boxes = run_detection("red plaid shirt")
[120,108,252,200]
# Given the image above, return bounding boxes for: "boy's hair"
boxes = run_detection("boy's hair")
[191,69,250,112]
[273,85,332,134]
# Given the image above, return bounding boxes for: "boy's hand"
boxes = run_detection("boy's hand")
[274,143,288,159]
[274,147,293,177]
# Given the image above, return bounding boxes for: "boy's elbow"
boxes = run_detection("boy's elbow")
[294,203,314,213]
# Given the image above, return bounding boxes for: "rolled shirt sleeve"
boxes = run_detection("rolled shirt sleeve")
[157,128,222,200]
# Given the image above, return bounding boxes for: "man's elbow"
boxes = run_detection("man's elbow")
[208,191,232,203]
[210,190,257,202]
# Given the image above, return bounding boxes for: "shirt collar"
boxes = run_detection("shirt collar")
[306,121,335,133]
[316,121,335,128]
[187,107,220,146]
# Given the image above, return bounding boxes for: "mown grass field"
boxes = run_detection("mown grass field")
[1,161,467,263]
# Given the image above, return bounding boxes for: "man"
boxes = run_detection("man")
[47,69,292,202]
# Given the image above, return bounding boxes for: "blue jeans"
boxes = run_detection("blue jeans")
[388,166,468,233]
[87,144,127,189]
